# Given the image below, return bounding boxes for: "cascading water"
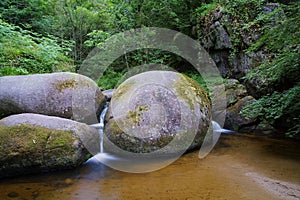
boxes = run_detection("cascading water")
[212,121,235,134]
[99,102,109,153]
[90,102,109,153]
[88,102,119,165]
[198,121,234,159]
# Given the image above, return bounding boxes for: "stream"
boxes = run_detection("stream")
[0,134,300,200]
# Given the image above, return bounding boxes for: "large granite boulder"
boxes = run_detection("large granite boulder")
[104,71,211,154]
[0,113,100,178]
[0,72,106,124]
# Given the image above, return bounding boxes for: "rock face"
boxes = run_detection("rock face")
[104,71,211,154]
[212,79,275,133]
[0,113,100,178]
[0,72,106,124]
[224,96,256,131]
[212,79,247,124]
[197,4,279,82]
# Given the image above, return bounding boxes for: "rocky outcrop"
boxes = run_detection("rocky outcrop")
[0,72,106,124]
[0,113,100,178]
[197,3,279,83]
[104,71,211,154]
[224,96,256,131]
[212,79,275,133]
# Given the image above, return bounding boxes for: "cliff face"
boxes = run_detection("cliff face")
[195,3,282,98]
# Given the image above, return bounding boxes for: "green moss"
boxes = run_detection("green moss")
[126,105,149,125]
[112,80,135,101]
[55,79,78,92]
[108,120,124,135]
[0,124,75,160]
[173,74,210,110]
[46,129,74,151]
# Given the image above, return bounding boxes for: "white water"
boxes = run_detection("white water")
[212,121,235,134]
[99,102,109,153]
[90,102,109,153]
[198,121,234,159]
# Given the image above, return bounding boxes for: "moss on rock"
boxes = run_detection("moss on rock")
[174,74,211,110]
[55,79,78,92]
[0,122,87,178]
[105,71,212,154]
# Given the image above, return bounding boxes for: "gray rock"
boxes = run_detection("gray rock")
[197,4,278,81]
[104,71,211,154]
[102,89,115,100]
[210,21,232,49]
[224,96,256,131]
[211,79,247,124]
[0,113,100,178]
[0,72,106,124]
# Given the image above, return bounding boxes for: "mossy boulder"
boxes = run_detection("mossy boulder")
[0,72,106,123]
[104,71,211,154]
[0,113,100,178]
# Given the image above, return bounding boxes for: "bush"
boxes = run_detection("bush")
[0,19,75,76]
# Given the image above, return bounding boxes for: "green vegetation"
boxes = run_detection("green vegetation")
[0,19,74,76]
[241,2,300,136]
[241,85,300,136]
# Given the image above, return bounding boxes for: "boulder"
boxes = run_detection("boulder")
[0,72,106,124]
[212,79,247,124]
[104,71,211,154]
[0,113,100,178]
[224,96,256,131]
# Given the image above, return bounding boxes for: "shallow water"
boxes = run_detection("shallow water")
[1,134,300,200]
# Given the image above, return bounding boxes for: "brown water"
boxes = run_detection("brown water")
[1,134,300,200]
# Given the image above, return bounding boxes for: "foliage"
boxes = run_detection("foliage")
[0,19,75,76]
[241,2,300,137]
[221,0,266,58]
[193,1,218,19]
[241,84,300,136]
[106,0,204,35]
[0,0,51,32]
[97,69,125,90]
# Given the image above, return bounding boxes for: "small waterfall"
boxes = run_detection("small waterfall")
[99,102,109,153]
[199,121,234,159]
[212,121,235,134]
[90,102,109,153]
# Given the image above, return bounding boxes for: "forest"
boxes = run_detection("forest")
[0,0,299,137]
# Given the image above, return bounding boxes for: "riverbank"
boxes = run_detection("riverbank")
[0,133,299,200]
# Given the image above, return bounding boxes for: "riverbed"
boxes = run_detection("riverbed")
[1,134,300,200]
